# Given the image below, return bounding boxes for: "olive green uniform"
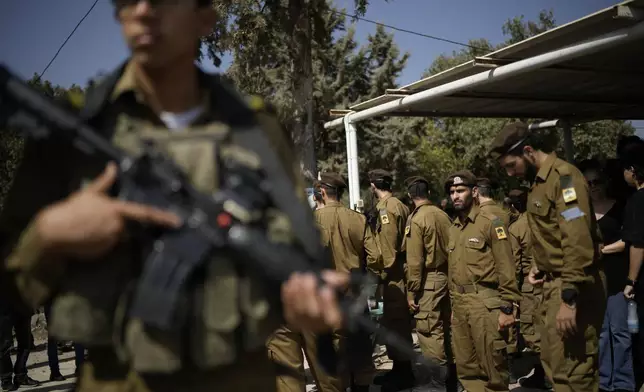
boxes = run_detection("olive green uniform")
[508,213,541,352]
[405,201,452,365]
[0,62,306,392]
[479,199,510,228]
[267,326,335,392]
[526,153,605,391]
[314,199,381,388]
[448,187,521,392]
[374,195,413,361]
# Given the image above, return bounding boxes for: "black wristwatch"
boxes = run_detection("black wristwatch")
[561,288,578,306]
[499,305,513,315]
[626,278,636,287]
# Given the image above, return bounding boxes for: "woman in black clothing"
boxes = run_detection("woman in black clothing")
[580,159,635,392]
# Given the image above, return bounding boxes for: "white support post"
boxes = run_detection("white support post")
[344,115,360,210]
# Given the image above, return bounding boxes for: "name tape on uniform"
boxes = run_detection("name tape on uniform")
[561,206,585,222]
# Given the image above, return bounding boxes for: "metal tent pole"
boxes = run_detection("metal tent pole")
[343,115,360,210]
[324,20,644,130]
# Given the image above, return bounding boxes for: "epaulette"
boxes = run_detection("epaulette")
[246,95,277,115]
[554,159,571,176]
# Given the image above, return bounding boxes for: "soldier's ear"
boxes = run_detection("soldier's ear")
[472,186,479,198]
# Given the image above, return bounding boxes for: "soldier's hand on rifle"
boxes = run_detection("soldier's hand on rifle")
[281,270,349,332]
[34,162,182,259]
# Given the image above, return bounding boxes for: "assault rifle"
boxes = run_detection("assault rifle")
[0,64,431,373]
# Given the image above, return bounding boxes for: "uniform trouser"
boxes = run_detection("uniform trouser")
[519,284,543,353]
[266,326,343,392]
[0,307,31,383]
[539,274,605,392]
[599,293,635,392]
[382,277,413,361]
[76,347,277,392]
[333,329,376,387]
[413,271,451,365]
[451,289,511,392]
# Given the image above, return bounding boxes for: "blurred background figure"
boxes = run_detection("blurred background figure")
[43,302,85,381]
[578,158,635,392]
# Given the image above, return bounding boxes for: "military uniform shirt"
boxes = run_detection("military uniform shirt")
[448,205,521,305]
[405,201,451,293]
[509,213,533,280]
[375,195,409,270]
[314,201,381,274]
[479,199,510,228]
[527,153,601,292]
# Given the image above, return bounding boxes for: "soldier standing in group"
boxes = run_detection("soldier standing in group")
[445,171,521,392]
[489,122,606,391]
[403,177,454,390]
[0,1,349,391]
[367,169,414,391]
[476,177,510,228]
[314,173,382,392]
[506,188,549,389]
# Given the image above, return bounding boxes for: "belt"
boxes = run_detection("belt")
[543,264,599,282]
[453,282,498,294]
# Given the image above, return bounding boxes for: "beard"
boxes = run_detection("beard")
[524,157,538,183]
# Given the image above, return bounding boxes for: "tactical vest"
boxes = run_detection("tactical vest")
[47,63,285,373]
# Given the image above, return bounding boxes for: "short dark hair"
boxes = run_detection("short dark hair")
[505,131,557,157]
[408,182,429,199]
[321,184,344,200]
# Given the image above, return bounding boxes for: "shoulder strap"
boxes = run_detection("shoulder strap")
[206,73,326,262]
[80,61,128,136]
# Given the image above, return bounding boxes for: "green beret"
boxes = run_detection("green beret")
[405,176,429,188]
[444,170,477,192]
[319,172,347,189]
[368,169,393,183]
[488,122,530,159]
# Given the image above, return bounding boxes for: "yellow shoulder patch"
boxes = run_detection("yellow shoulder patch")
[495,226,508,240]
[379,208,390,225]
[247,95,265,111]
[560,174,577,204]
[405,225,410,236]
[67,91,85,110]
[492,218,507,240]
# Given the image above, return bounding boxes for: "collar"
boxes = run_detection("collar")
[455,204,480,227]
[379,194,392,204]
[479,199,495,207]
[535,152,558,182]
[413,200,432,212]
[324,200,343,208]
[109,60,211,111]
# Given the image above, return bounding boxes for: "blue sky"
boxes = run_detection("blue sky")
[0,0,641,133]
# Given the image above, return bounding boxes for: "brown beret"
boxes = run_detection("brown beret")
[444,170,477,192]
[405,176,429,188]
[368,169,393,183]
[488,122,530,159]
[319,172,347,189]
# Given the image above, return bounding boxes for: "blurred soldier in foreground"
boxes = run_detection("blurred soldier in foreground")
[314,173,381,392]
[368,170,414,391]
[445,171,521,392]
[403,177,454,390]
[0,1,348,391]
[490,121,605,391]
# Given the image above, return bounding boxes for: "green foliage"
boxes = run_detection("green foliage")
[0,75,85,209]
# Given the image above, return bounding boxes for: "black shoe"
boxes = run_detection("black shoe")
[1,382,17,392]
[373,369,396,386]
[13,376,40,388]
[49,372,66,382]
